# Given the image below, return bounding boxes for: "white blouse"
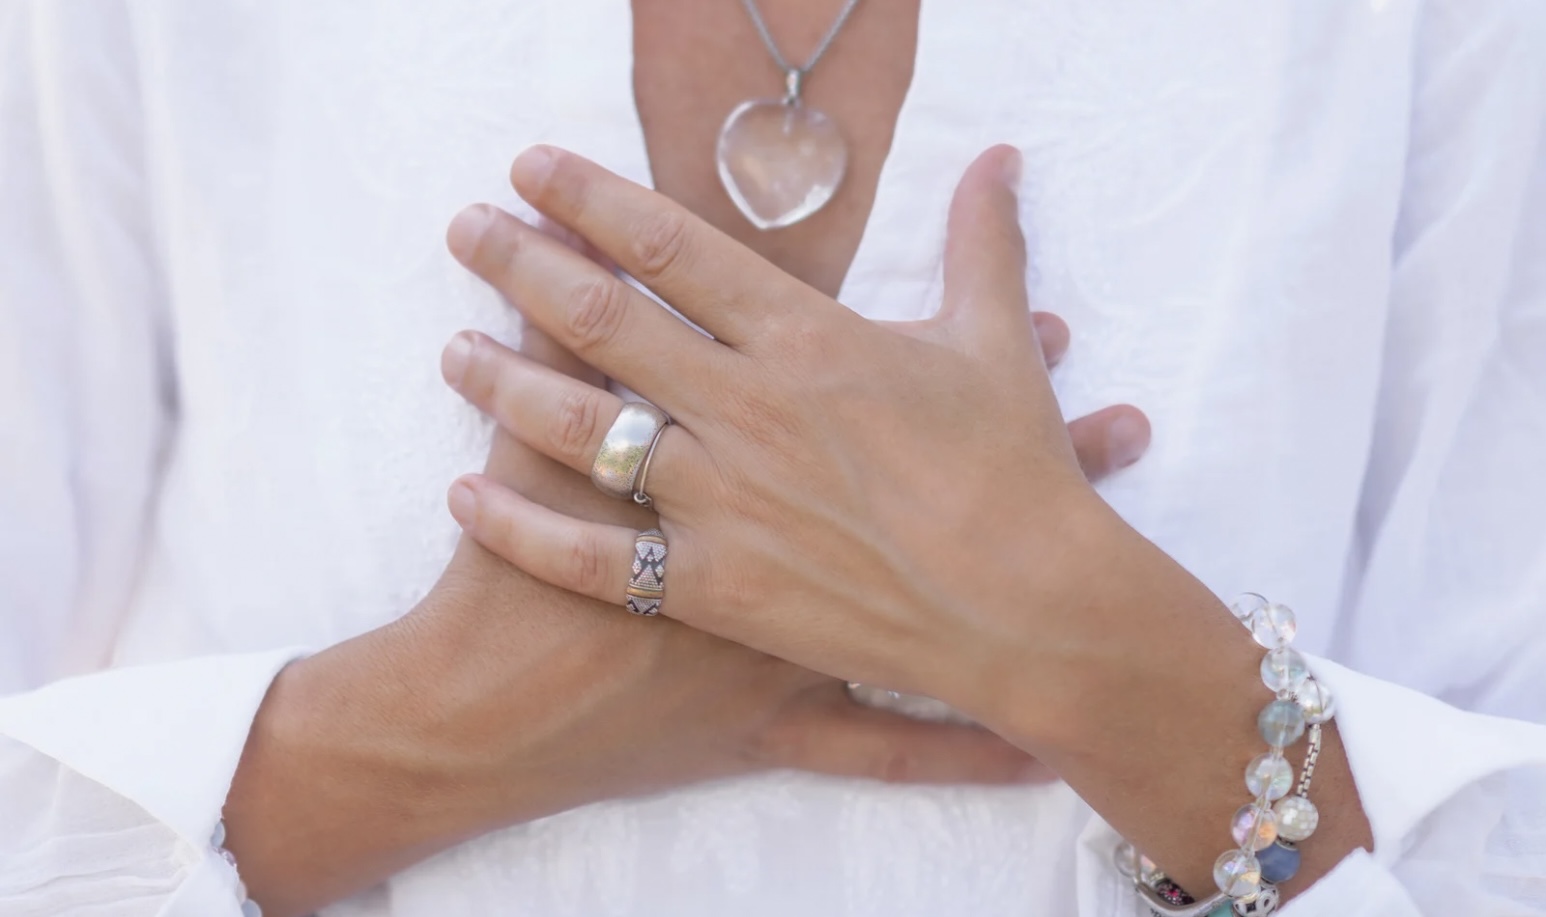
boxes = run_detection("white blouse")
[2,1,1545,915]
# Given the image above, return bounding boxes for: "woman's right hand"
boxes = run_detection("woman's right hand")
[223,260,1149,917]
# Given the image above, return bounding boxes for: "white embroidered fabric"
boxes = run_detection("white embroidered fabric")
[2,2,1545,915]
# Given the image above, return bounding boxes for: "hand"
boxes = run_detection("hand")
[438,144,1371,902]
[222,215,1123,917]
[437,144,1155,722]
[426,217,1151,798]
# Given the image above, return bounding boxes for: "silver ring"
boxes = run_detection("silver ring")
[591,402,670,500]
[626,529,667,616]
[631,426,667,508]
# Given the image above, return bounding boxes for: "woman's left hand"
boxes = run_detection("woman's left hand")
[439,142,1217,740]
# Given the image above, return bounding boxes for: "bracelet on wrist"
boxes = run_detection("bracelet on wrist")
[1113,594,1337,917]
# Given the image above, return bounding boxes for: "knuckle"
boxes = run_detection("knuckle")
[629,210,692,284]
[550,387,605,460]
[564,277,629,352]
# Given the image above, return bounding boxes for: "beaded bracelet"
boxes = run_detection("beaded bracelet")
[1113,595,1337,917]
[212,819,264,917]
[1214,594,1336,913]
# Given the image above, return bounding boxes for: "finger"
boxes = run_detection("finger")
[938,145,1038,361]
[447,474,641,607]
[447,203,733,415]
[1032,312,1070,368]
[533,214,617,275]
[524,218,611,387]
[1067,404,1151,482]
[765,689,1051,785]
[519,323,605,387]
[442,332,702,504]
[508,145,832,347]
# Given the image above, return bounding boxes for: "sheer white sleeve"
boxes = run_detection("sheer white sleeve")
[1282,1,1546,913]
[0,4,305,914]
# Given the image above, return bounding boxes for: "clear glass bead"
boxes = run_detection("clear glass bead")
[1231,803,1279,850]
[1296,678,1337,725]
[1258,699,1306,747]
[1249,603,1298,649]
[1230,593,1269,624]
[1260,647,1310,694]
[1244,752,1294,801]
[210,819,227,849]
[1140,854,1164,884]
[1273,795,1321,842]
[1213,849,1262,897]
[1113,841,1138,878]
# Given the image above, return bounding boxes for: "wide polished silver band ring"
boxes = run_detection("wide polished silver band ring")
[626,529,668,616]
[591,402,670,501]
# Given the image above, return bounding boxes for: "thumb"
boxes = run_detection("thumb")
[936,145,1041,364]
[762,685,1051,785]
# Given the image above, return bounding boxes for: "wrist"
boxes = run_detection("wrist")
[958,495,1253,756]
[222,614,493,915]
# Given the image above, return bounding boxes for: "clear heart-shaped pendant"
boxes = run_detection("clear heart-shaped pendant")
[715,99,848,231]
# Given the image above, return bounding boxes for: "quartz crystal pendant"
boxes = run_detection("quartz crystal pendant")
[1273,795,1320,842]
[1213,850,1262,898]
[1260,647,1309,693]
[1231,803,1279,850]
[716,99,848,230]
[1257,700,1307,747]
[1296,677,1337,725]
[1245,752,1294,801]
[1249,603,1298,649]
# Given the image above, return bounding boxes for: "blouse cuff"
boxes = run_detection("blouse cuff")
[0,648,309,848]
[1306,655,1546,865]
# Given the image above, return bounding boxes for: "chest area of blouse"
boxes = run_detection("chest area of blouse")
[134,1,1422,646]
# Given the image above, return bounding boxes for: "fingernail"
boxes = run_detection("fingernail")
[447,205,495,262]
[1000,146,1023,188]
[1110,413,1151,469]
[448,479,478,527]
[511,145,558,192]
[441,332,475,388]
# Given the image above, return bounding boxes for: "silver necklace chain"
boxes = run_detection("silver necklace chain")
[738,0,862,102]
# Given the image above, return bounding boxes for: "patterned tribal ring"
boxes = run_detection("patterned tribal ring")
[591,402,670,500]
[626,529,668,616]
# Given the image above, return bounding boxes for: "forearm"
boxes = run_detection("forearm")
[222,586,613,917]
[222,616,489,917]
[974,507,1372,902]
